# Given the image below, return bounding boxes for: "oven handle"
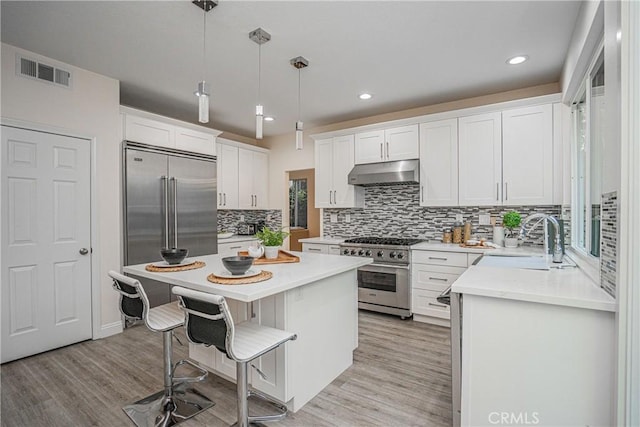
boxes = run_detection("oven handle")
[436,286,452,306]
[359,263,409,271]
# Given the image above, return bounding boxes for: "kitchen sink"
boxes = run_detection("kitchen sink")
[476,255,576,271]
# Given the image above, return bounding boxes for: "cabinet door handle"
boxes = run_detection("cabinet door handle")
[428,302,448,309]
[496,182,500,201]
[386,141,389,159]
[504,182,508,201]
[333,190,337,205]
[223,193,226,206]
[428,256,448,261]
[307,248,323,252]
[380,142,383,160]
[230,245,242,250]
[218,192,222,207]
[428,277,449,282]
[329,190,332,205]
[421,185,424,202]
[254,194,257,207]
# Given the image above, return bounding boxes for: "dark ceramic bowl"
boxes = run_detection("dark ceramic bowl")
[160,248,189,265]
[222,256,254,275]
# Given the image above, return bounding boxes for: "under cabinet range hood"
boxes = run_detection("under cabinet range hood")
[347,159,420,186]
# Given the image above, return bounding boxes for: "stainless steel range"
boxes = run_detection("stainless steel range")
[340,237,423,319]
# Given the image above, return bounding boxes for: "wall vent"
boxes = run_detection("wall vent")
[16,54,72,89]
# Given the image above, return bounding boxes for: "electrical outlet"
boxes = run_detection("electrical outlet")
[330,214,338,223]
[455,214,463,222]
[240,215,245,222]
[479,214,491,225]
[345,213,351,223]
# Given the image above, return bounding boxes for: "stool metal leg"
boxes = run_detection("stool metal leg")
[123,330,214,427]
[236,361,250,427]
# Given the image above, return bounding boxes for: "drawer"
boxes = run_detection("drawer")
[302,243,328,254]
[412,265,463,292]
[218,241,255,257]
[412,250,468,267]
[328,245,341,255]
[412,289,450,319]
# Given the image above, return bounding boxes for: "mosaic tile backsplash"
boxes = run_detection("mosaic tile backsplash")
[600,192,617,298]
[218,209,282,234]
[323,184,563,247]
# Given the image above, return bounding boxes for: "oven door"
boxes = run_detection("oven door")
[357,263,409,310]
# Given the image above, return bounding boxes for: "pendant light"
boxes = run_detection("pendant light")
[290,56,309,150]
[193,1,217,123]
[249,28,271,139]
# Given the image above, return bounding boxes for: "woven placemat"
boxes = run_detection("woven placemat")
[207,270,272,285]
[145,261,206,272]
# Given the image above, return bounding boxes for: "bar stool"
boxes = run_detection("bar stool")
[171,286,297,427]
[109,271,214,427]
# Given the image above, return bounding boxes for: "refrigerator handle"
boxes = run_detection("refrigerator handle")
[171,177,178,248]
[162,176,169,249]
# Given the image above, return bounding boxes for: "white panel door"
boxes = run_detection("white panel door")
[124,114,174,148]
[458,112,502,206]
[314,138,333,208]
[385,124,419,161]
[419,119,459,206]
[1,126,92,363]
[252,151,268,209]
[237,148,254,209]
[332,135,357,207]
[175,127,215,156]
[217,143,239,209]
[354,130,384,164]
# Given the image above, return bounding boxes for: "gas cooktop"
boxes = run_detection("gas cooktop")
[342,237,424,246]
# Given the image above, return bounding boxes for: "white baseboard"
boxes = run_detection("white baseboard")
[413,314,451,328]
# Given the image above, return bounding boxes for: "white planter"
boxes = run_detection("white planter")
[504,237,519,248]
[264,245,280,259]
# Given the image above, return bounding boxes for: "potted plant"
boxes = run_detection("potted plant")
[502,211,522,248]
[255,227,289,259]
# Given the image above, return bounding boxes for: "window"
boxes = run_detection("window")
[289,178,308,229]
[572,47,604,259]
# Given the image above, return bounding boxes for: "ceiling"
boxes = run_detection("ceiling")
[1,1,582,139]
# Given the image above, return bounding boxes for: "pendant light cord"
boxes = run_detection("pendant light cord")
[202,9,206,81]
[258,43,262,104]
[297,68,301,121]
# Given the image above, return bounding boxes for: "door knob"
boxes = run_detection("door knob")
[79,248,89,255]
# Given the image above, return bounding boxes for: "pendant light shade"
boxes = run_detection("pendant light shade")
[193,1,217,124]
[250,28,271,140]
[290,56,309,151]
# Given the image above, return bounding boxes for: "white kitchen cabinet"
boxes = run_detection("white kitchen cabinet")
[123,109,217,156]
[302,242,342,255]
[218,239,258,257]
[419,119,458,206]
[314,136,364,208]
[458,112,503,206]
[501,104,553,205]
[411,250,480,325]
[238,148,268,210]
[217,142,239,209]
[354,124,419,164]
[458,105,553,207]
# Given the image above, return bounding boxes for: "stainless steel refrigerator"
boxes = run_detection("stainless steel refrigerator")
[123,141,217,307]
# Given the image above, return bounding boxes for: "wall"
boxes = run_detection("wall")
[1,43,122,337]
[217,209,282,235]
[263,83,560,222]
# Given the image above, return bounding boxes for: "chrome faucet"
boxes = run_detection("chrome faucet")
[518,213,564,263]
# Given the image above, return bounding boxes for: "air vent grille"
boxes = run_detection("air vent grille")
[16,54,72,88]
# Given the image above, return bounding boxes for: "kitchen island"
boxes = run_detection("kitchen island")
[123,251,372,411]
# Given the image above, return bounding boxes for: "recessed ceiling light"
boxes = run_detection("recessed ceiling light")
[359,93,373,100]
[264,116,274,122]
[506,55,529,65]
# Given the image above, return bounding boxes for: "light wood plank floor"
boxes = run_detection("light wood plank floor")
[1,311,452,427]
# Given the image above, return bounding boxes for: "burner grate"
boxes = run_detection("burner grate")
[343,237,423,246]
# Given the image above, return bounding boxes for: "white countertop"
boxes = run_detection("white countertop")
[451,260,615,312]
[217,235,258,244]
[412,241,546,256]
[123,252,372,303]
[298,237,345,245]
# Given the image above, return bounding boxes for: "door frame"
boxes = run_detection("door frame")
[1,117,102,340]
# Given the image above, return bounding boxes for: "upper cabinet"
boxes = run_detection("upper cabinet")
[458,112,503,206]
[122,107,219,156]
[217,142,239,210]
[238,148,268,209]
[354,124,419,164]
[314,135,364,208]
[419,119,459,207]
[458,105,553,206]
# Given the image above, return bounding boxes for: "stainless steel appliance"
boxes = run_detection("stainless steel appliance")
[123,141,217,307]
[339,237,423,319]
[348,159,419,186]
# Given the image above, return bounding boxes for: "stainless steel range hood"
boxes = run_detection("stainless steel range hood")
[348,160,420,186]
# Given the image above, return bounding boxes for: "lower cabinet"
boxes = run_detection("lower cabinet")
[411,250,481,325]
[301,242,341,255]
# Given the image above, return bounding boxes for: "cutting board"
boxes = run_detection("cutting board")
[237,250,300,264]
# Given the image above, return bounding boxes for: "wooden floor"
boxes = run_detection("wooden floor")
[1,311,452,427]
